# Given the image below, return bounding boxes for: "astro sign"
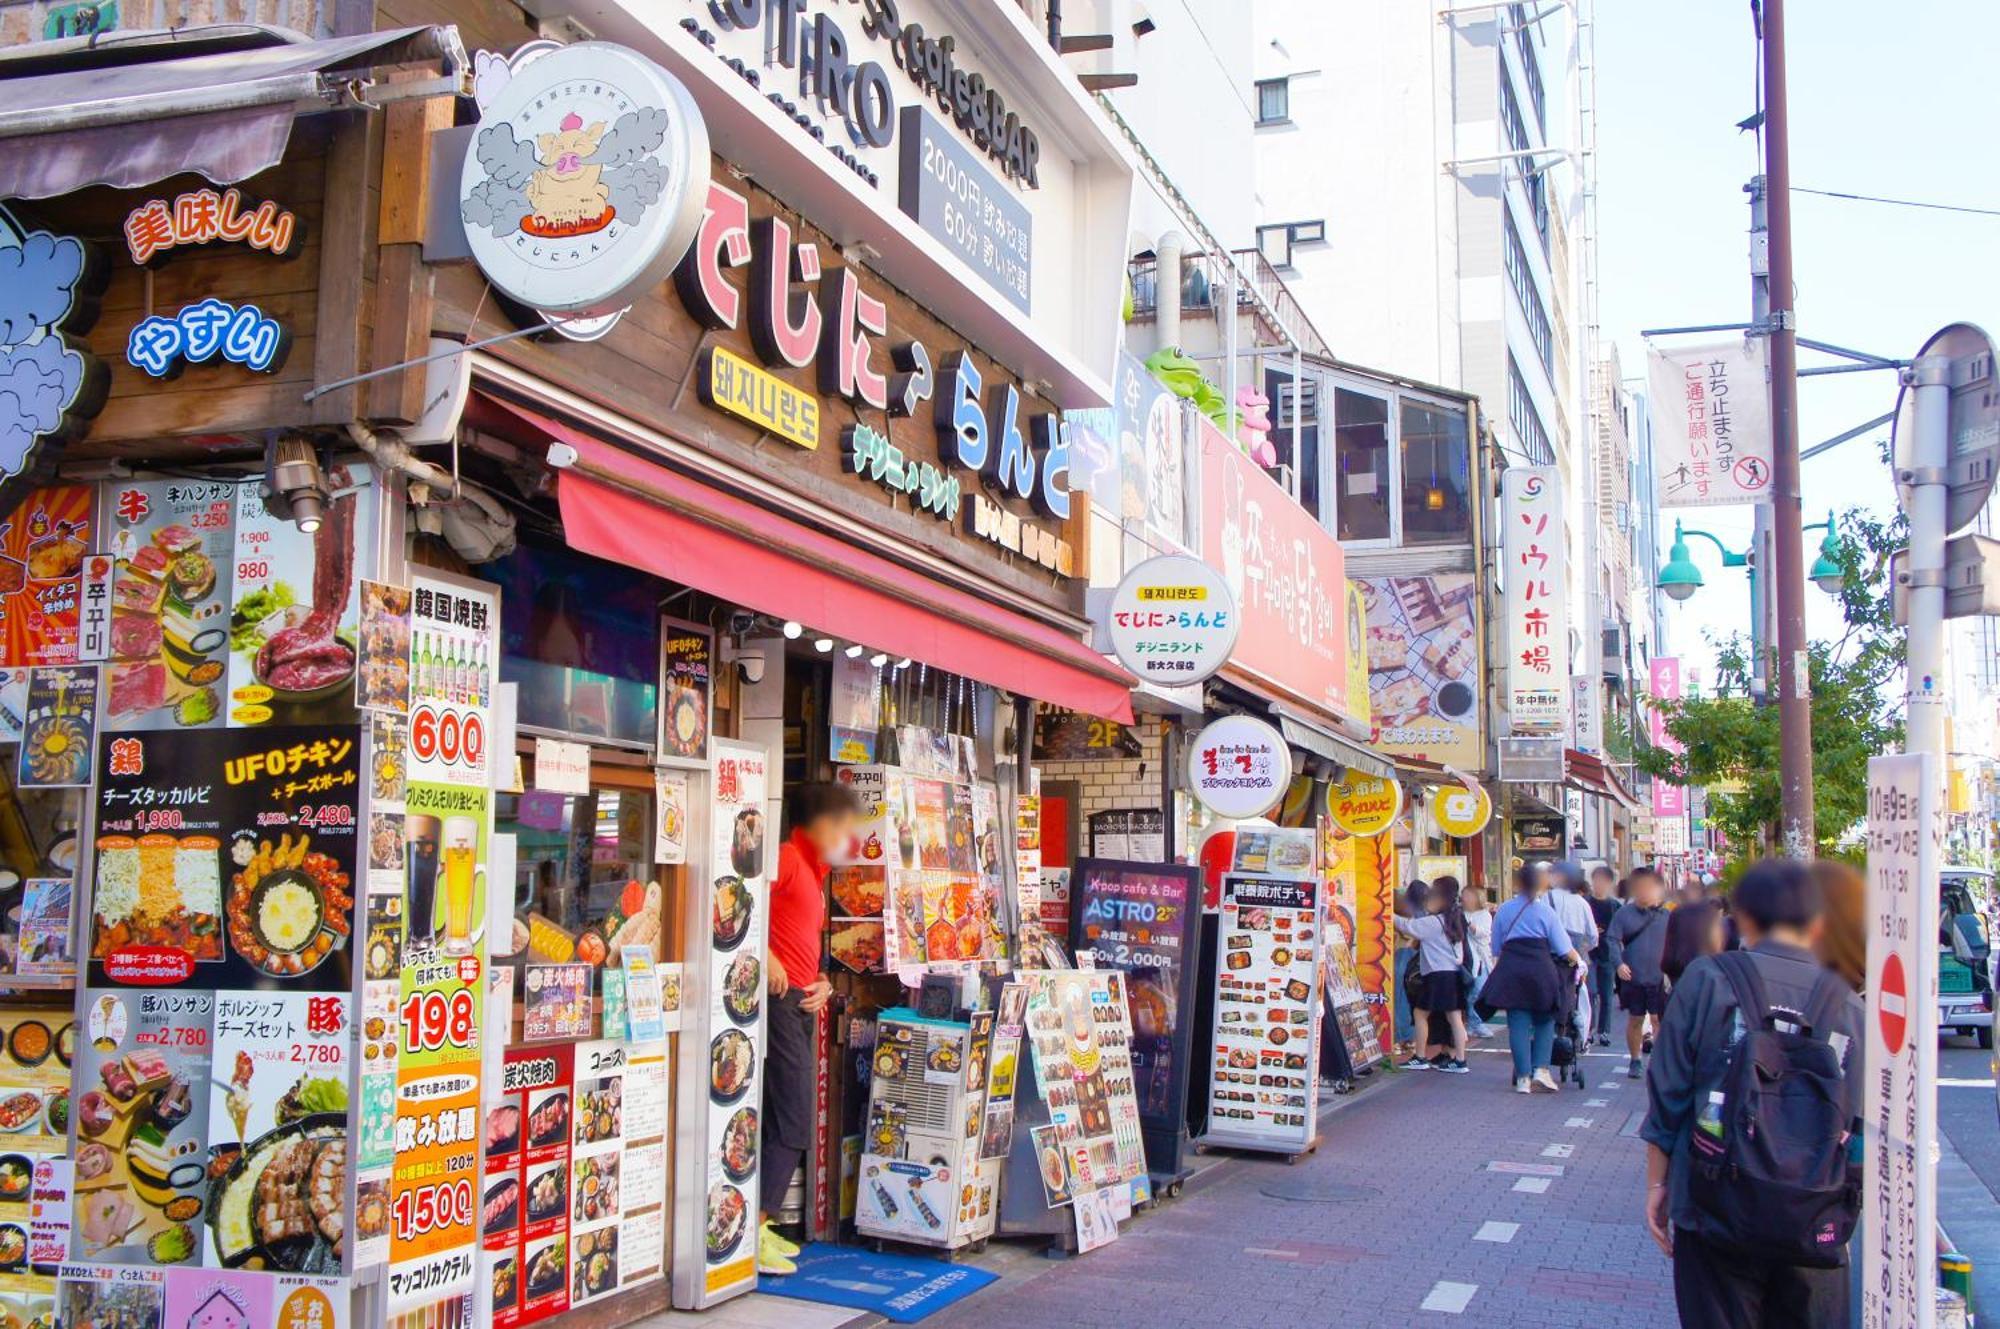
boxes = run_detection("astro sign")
[674,179,1074,523]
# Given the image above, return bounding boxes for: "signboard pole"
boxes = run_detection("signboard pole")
[1862,753,1940,1329]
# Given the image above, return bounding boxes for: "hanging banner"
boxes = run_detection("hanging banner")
[1863,753,1939,1329]
[1645,336,1773,508]
[1500,468,1567,735]
[1648,657,1686,817]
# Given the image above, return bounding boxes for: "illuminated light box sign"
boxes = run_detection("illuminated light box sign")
[122,187,301,265]
[697,345,820,450]
[124,298,288,378]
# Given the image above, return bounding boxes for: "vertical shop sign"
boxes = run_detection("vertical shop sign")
[1862,754,1939,1329]
[1648,657,1686,817]
[406,573,496,786]
[656,618,712,768]
[0,484,92,666]
[1501,467,1568,734]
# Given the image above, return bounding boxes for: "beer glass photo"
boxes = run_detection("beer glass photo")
[405,814,442,949]
[441,814,483,957]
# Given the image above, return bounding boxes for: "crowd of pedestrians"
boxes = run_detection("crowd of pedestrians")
[1393,854,1869,1326]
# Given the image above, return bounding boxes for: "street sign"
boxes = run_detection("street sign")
[1892,322,2000,536]
[1888,533,2000,623]
[1863,753,1941,1329]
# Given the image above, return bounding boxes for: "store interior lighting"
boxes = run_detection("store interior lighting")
[843,643,864,658]
[814,637,834,653]
[781,620,803,639]
[869,652,889,667]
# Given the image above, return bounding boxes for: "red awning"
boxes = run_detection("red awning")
[1565,748,1639,809]
[489,397,1135,723]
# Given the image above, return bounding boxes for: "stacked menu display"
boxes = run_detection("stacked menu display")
[1204,873,1324,1156]
[0,1007,74,1326]
[1018,971,1147,1206]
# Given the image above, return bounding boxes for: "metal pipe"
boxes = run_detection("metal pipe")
[1762,0,1815,855]
[1156,230,1185,352]
[1748,175,1772,708]
[0,72,326,137]
[1903,354,1950,762]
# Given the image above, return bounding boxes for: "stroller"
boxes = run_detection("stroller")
[1548,962,1591,1090]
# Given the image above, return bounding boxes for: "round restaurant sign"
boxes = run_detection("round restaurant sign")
[1105,555,1239,686]
[1185,715,1291,819]
[460,42,711,317]
[1325,770,1402,837]
[1432,783,1494,838]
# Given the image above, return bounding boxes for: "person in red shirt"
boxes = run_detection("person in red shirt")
[758,781,859,1274]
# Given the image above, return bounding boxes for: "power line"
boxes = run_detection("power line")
[1793,186,2000,219]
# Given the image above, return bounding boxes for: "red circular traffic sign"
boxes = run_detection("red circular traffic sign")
[1878,951,1908,1054]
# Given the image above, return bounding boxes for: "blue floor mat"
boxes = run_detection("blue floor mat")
[758,1243,999,1323]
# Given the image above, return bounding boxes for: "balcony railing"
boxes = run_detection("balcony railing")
[1128,249,1332,361]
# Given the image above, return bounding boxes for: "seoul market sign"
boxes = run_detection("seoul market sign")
[1105,555,1238,685]
[1501,466,1568,735]
[459,41,711,318]
[1186,714,1292,820]
[1325,770,1402,837]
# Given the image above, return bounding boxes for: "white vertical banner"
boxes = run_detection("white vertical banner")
[1501,467,1569,734]
[1571,674,1602,754]
[1863,753,1940,1329]
[1645,336,1774,507]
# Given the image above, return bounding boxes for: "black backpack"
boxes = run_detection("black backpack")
[1686,951,1861,1267]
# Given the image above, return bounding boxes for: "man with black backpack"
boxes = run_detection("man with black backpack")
[1640,859,1864,1326]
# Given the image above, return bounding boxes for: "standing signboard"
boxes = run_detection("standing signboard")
[1201,872,1321,1158]
[1645,336,1774,508]
[1500,468,1568,735]
[1862,753,1940,1329]
[1066,860,1202,1182]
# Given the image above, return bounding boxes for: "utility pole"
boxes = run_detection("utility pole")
[1761,0,1815,854]
[1746,176,1773,708]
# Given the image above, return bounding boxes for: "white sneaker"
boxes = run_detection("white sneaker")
[1514,1076,1533,1094]
[1531,1068,1560,1093]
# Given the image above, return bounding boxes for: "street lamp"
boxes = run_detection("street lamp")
[1655,513,1844,602]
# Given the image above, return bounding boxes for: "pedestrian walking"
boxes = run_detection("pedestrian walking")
[1641,860,1863,1327]
[1588,865,1623,1044]
[1394,877,1473,1073]
[1481,865,1583,1093]
[1608,866,1672,1078]
[1809,858,1869,1329]
[1661,900,1725,985]
[1461,882,1496,1039]
[1545,861,1600,1045]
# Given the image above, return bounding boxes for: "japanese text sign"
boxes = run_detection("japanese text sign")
[1501,467,1568,735]
[1104,554,1238,685]
[1645,337,1773,509]
[1185,714,1291,820]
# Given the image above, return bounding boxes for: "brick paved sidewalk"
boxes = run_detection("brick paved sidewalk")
[920,1043,1678,1327]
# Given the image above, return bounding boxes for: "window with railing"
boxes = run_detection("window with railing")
[1502,213,1553,374]
[1507,355,1555,465]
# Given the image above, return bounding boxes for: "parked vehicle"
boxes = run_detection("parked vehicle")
[1940,867,1995,1048]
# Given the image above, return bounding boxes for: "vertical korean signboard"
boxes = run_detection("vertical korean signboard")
[390,572,497,1320]
[1648,657,1686,818]
[1500,468,1567,735]
[1862,754,1940,1329]
[1645,337,1773,508]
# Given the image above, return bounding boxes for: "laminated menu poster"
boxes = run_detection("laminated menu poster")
[405,573,497,787]
[89,725,360,992]
[485,1040,668,1327]
[71,988,215,1267]
[99,476,235,731]
[1068,861,1200,1127]
[0,1007,76,1322]
[202,992,354,1272]
[1020,972,1146,1204]
[56,1263,349,1329]
[16,876,75,976]
[225,469,373,729]
[695,741,767,1304]
[1208,874,1322,1152]
[0,483,92,668]
[18,663,97,788]
[654,618,711,769]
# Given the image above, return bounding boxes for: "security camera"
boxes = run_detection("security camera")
[734,650,767,685]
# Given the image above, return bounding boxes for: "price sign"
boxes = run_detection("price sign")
[407,573,497,785]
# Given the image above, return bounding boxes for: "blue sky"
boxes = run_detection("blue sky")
[1595,1,2000,680]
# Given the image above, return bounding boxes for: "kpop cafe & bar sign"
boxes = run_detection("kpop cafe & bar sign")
[1500,467,1568,735]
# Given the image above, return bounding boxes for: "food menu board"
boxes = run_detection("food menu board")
[655,618,711,769]
[1067,860,1201,1172]
[57,1263,350,1329]
[100,476,235,731]
[88,726,360,992]
[18,663,97,789]
[1206,874,1323,1154]
[1019,972,1146,1205]
[0,1007,75,1326]
[676,739,768,1310]
[480,1037,666,1327]
[226,470,372,729]
[0,483,92,668]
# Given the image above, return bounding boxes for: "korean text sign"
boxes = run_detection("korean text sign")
[1500,468,1568,735]
[1645,337,1773,508]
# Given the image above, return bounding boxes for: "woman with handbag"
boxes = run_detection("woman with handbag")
[1394,876,1474,1074]
[1481,865,1585,1093]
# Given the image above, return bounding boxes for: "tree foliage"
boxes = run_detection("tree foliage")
[1631,506,1905,858]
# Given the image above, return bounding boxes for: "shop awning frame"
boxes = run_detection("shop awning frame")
[1565,748,1640,810]
[1270,705,1396,782]
[0,24,465,199]
[472,381,1135,725]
